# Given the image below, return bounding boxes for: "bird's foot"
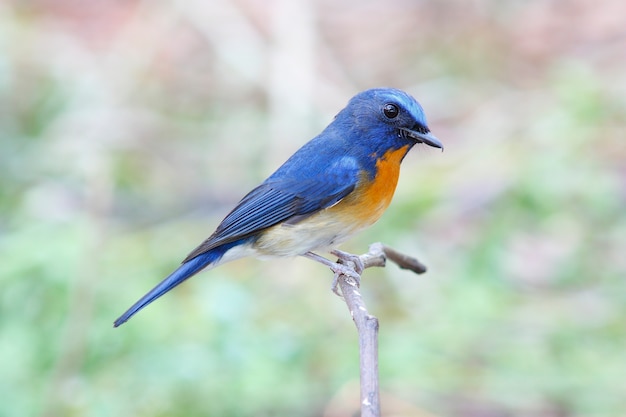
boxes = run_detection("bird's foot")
[328,263,361,296]
[303,251,362,296]
[330,249,363,296]
[331,249,365,275]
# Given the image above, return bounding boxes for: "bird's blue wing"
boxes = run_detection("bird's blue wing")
[182,156,360,262]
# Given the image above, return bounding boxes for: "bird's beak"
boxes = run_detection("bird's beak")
[401,128,444,151]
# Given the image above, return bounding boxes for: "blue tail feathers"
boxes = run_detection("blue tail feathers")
[113,239,248,327]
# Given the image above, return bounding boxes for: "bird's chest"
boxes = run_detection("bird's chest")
[253,146,409,256]
[331,145,409,224]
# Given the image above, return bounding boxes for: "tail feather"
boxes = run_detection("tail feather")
[113,239,249,327]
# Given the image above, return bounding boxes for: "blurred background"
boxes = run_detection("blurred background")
[1,0,625,416]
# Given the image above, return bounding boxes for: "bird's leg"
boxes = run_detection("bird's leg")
[303,252,361,296]
[330,249,364,294]
[331,249,365,275]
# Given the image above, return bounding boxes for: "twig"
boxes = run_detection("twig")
[380,244,427,274]
[334,242,427,417]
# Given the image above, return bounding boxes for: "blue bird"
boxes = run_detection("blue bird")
[114,88,442,327]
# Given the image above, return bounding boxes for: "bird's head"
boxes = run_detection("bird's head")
[336,88,443,153]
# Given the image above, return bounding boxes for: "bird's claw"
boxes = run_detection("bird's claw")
[301,251,362,297]
[328,258,362,296]
[331,249,365,275]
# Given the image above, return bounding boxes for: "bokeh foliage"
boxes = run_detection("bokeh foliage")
[1,1,625,416]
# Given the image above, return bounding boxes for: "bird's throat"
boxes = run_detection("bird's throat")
[326,144,410,229]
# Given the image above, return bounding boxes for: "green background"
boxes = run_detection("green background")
[1,1,624,416]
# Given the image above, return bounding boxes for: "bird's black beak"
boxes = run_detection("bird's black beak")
[401,127,444,151]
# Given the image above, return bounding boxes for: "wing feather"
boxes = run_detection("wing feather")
[182,157,360,262]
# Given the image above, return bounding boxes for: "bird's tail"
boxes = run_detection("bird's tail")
[113,239,248,327]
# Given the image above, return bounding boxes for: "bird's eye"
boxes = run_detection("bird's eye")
[383,103,399,119]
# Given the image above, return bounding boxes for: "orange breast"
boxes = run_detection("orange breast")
[252,145,410,256]
[329,145,410,227]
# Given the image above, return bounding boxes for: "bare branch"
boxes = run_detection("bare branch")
[334,242,427,417]
[380,244,427,274]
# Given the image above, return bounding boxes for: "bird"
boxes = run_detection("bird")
[113,88,442,327]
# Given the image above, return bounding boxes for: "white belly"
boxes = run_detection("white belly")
[251,209,369,257]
